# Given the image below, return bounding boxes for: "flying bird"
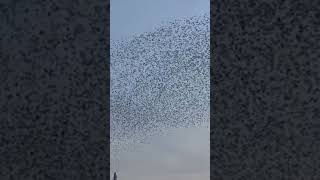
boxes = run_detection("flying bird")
[110,14,210,160]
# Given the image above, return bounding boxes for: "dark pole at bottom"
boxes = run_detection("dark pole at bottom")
[113,172,117,180]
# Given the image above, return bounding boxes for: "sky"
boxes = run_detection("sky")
[114,126,209,180]
[111,0,209,40]
[110,0,209,180]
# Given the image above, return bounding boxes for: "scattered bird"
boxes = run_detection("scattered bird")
[110,14,210,160]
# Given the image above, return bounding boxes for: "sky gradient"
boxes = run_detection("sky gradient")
[110,1,209,180]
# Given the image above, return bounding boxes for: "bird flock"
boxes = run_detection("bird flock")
[110,14,210,159]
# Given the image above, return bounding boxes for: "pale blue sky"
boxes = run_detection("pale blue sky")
[110,1,209,180]
[111,0,209,40]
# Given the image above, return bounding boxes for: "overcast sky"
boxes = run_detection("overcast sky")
[114,126,209,180]
[110,1,209,180]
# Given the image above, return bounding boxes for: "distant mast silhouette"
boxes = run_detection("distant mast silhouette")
[113,172,117,180]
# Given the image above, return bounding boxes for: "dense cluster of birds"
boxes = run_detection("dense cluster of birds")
[110,14,209,160]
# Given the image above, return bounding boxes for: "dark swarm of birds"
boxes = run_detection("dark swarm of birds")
[110,14,209,161]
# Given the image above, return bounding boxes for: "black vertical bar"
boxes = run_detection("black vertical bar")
[210,0,215,179]
[0,0,110,179]
[211,0,320,179]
